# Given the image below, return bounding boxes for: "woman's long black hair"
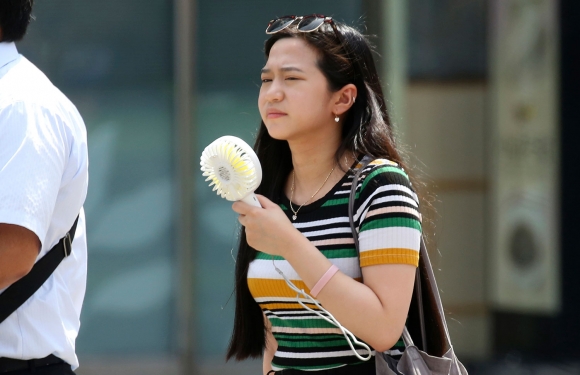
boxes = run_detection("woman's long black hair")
[227,20,409,361]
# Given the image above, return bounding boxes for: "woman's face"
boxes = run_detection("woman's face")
[259,37,337,142]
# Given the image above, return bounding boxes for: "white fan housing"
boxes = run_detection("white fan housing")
[200,135,262,207]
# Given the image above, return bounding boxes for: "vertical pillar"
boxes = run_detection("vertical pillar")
[174,0,196,373]
[362,0,407,136]
[382,0,408,138]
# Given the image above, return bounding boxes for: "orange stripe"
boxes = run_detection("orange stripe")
[360,248,419,267]
[259,302,322,311]
[248,277,364,299]
[248,279,311,298]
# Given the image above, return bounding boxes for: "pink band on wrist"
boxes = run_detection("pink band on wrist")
[310,264,339,298]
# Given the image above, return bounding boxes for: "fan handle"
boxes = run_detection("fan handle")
[241,193,262,208]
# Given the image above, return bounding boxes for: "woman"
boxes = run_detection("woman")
[228,15,422,375]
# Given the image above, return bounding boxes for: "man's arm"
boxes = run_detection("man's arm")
[0,224,40,290]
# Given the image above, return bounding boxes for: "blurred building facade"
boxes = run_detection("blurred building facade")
[14,0,579,374]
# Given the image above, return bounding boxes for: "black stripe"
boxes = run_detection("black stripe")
[265,312,328,319]
[369,200,419,210]
[275,336,347,343]
[273,332,346,339]
[305,231,353,242]
[364,212,420,222]
[369,188,415,200]
[273,354,372,367]
[276,344,354,354]
[258,301,320,308]
[300,221,351,233]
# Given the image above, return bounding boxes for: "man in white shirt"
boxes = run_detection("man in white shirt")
[0,1,89,374]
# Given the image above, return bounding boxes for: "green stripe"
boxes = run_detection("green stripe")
[321,192,359,207]
[274,333,342,341]
[276,338,349,348]
[255,248,357,261]
[392,339,405,349]
[321,248,357,259]
[270,318,337,329]
[255,252,285,261]
[321,197,348,207]
[361,166,409,192]
[273,363,354,371]
[280,203,288,210]
[360,217,422,232]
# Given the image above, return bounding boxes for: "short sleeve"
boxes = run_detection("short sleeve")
[355,160,422,267]
[0,101,66,246]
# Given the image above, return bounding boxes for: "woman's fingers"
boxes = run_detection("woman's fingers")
[231,200,250,215]
[231,195,294,255]
[255,194,275,208]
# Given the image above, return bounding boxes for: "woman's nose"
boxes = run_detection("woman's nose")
[263,80,284,102]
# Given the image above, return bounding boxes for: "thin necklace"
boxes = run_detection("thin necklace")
[289,164,337,221]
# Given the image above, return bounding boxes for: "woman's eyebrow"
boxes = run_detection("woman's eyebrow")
[261,66,305,74]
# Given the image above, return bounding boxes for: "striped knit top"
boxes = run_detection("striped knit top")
[247,158,422,372]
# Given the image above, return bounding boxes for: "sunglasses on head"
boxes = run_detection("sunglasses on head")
[266,14,336,34]
[265,14,363,84]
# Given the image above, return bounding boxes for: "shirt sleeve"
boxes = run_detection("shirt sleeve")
[0,100,67,247]
[355,160,422,267]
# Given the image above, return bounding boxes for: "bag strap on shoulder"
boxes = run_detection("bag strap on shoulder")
[348,157,446,352]
[0,216,79,324]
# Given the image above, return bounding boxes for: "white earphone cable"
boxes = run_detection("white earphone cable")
[271,258,373,361]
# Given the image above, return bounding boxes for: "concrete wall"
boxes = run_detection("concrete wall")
[405,81,490,361]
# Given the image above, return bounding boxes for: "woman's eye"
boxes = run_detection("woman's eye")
[286,77,299,81]
[261,78,272,83]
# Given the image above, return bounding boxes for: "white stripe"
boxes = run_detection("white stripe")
[354,184,418,221]
[358,227,421,252]
[275,349,375,359]
[248,258,361,280]
[256,296,321,304]
[292,216,349,229]
[269,314,327,320]
[372,194,419,208]
[272,327,343,335]
[266,310,321,316]
[302,226,352,238]
[271,364,346,372]
[366,205,421,221]
[272,364,346,373]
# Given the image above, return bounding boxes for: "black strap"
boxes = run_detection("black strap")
[0,216,79,324]
[347,157,428,351]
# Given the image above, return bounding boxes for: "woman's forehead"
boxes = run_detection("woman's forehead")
[264,38,319,69]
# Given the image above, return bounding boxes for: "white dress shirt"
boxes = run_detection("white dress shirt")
[0,42,88,369]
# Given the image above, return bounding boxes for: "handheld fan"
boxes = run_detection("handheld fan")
[200,135,262,207]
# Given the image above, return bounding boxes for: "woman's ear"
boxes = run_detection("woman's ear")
[332,84,358,116]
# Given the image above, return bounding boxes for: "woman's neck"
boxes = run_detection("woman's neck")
[286,135,353,204]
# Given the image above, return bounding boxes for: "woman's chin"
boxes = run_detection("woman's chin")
[265,126,291,141]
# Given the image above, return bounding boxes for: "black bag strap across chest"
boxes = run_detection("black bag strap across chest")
[0,216,79,324]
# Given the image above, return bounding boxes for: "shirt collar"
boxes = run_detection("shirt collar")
[0,42,19,70]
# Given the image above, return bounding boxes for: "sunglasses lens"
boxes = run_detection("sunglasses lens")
[298,16,325,32]
[266,16,296,34]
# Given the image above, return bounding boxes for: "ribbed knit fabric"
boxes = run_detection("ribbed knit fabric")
[247,159,422,372]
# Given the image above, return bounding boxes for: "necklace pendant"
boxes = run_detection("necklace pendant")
[292,215,297,221]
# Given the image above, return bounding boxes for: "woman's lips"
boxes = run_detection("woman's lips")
[266,109,287,119]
